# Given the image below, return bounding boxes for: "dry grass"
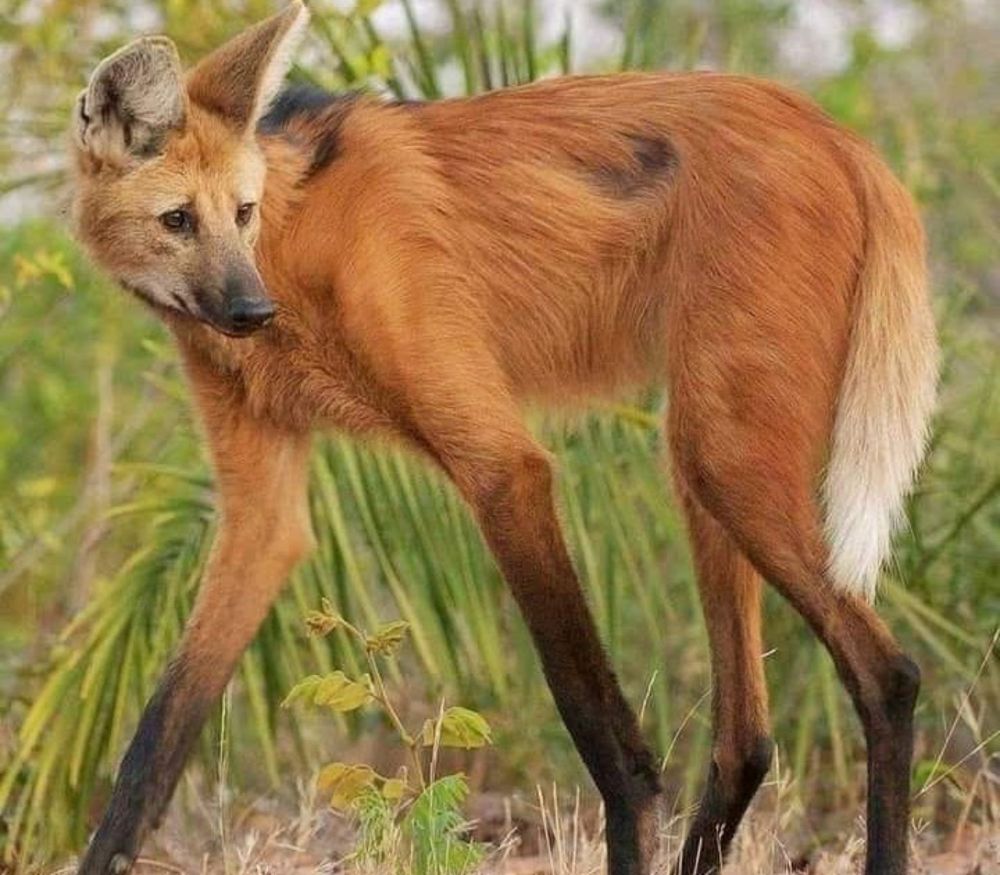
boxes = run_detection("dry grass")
[45,772,999,875]
[36,631,999,875]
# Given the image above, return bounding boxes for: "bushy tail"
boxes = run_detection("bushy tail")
[823,143,938,601]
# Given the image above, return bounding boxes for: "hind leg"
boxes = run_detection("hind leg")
[671,413,917,875]
[664,288,918,872]
[672,483,772,875]
[730,512,917,875]
[770,570,918,875]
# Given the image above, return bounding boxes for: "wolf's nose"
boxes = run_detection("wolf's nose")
[227,296,275,332]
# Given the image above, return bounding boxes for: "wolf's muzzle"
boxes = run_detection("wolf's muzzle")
[227,295,275,333]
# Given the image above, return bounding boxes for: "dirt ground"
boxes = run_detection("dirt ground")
[48,788,1000,875]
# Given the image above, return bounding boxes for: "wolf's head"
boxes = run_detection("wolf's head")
[70,2,309,337]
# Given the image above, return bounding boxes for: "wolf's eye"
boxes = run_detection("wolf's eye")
[235,202,255,227]
[160,209,193,233]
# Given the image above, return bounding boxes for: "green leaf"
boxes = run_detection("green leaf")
[313,670,373,711]
[367,620,410,656]
[317,762,377,809]
[421,706,492,749]
[404,775,484,875]
[354,786,396,863]
[280,674,323,708]
[282,670,372,712]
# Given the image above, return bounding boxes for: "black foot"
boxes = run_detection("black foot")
[78,828,139,875]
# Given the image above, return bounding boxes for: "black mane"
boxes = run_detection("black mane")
[258,84,350,133]
[258,84,360,178]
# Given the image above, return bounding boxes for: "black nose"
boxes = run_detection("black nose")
[227,296,275,332]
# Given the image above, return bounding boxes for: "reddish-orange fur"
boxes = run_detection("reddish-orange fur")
[71,6,936,875]
[166,76,858,444]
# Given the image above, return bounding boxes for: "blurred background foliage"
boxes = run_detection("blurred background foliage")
[0,0,997,869]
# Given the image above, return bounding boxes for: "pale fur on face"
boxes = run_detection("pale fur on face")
[70,2,309,321]
[72,106,267,316]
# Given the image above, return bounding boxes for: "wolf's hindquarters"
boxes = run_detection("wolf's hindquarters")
[822,142,938,600]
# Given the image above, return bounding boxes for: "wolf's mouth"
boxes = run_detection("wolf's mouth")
[194,288,275,338]
[200,316,270,339]
[119,279,271,338]
[120,279,158,308]
[169,292,192,315]
[120,279,187,318]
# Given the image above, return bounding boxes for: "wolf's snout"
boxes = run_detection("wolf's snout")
[227,295,275,332]
[218,264,274,335]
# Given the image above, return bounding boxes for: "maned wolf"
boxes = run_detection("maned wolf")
[69,3,937,873]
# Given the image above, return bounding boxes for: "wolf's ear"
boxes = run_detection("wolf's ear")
[187,1,310,134]
[75,36,187,165]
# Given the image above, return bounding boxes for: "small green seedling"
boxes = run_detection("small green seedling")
[283,599,492,874]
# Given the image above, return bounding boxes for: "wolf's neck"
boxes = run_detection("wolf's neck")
[255,136,310,276]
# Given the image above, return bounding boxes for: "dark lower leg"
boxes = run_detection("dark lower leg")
[765,572,918,875]
[674,495,772,875]
[80,532,306,874]
[78,657,219,874]
[860,651,920,875]
[666,451,917,873]
[469,451,661,874]
[676,738,774,873]
[524,590,662,873]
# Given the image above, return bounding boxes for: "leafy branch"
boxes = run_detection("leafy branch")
[283,601,492,874]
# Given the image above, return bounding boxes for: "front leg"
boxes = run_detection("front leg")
[78,387,313,874]
[446,441,663,875]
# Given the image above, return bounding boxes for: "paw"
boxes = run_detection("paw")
[77,835,137,875]
[109,853,134,874]
[77,852,134,875]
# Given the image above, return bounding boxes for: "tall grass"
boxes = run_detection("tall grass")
[0,0,997,868]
